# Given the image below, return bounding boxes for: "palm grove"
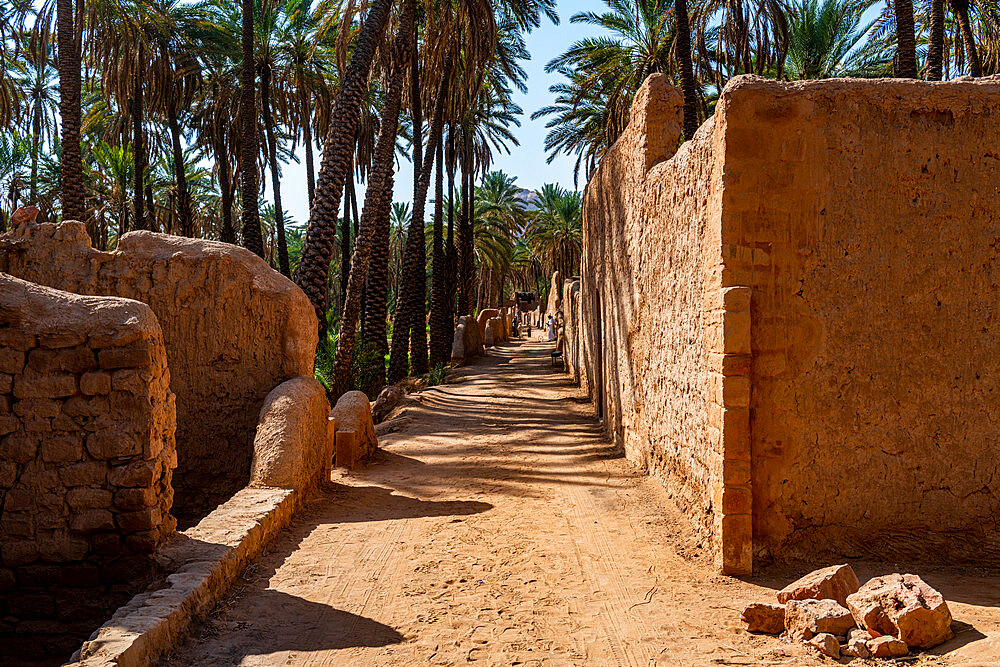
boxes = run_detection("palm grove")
[2,0,996,399]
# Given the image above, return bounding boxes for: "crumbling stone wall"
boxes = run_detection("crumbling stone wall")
[0,275,175,662]
[574,73,1000,572]
[0,222,317,523]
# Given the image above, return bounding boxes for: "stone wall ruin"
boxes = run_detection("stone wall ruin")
[1,221,317,523]
[569,73,1000,573]
[0,275,176,662]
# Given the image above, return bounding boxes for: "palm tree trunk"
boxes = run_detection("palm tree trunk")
[429,126,448,366]
[340,154,354,303]
[261,63,290,276]
[387,70,449,382]
[331,0,415,398]
[217,136,236,243]
[240,0,264,256]
[57,0,85,222]
[927,0,944,80]
[168,104,193,236]
[31,98,41,203]
[673,0,699,138]
[295,0,394,323]
[445,126,457,338]
[950,0,982,76]
[894,0,918,78]
[132,44,146,232]
[301,87,316,206]
[457,127,475,317]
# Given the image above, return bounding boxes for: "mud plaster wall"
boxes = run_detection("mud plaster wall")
[717,76,1000,563]
[579,74,729,558]
[578,73,1000,568]
[0,222,317,523]
[0,275,175,662]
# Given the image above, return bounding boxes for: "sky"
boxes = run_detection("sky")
[273,0,608,228]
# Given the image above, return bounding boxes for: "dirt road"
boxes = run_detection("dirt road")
[165,339,1000,666]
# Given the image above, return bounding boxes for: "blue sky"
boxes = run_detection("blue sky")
[274,0,608,227]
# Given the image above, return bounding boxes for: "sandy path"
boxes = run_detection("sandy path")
[164,339,1000,666]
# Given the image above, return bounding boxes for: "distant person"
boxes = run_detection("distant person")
[547,315,557,342]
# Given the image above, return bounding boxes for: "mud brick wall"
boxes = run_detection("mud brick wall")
[716,76,1000,564]
[0,222,317,524]
[0,275,175,662]
[575,73,1000,571]
[578,74,742,568]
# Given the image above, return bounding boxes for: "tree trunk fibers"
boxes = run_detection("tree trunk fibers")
[927,0,944,80]
[894,0,918,78]
[331,0,415,399]
[261,63,290,276]
[672,0,699,138]
[240,0,264,257]
[57,0,85,222]
[950,0,982,76]
[294,0,394,323]
[362,177,393,359]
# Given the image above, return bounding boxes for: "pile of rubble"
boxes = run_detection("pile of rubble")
[741,565,954,660]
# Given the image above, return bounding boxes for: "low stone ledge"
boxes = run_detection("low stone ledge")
[69,486,304,666]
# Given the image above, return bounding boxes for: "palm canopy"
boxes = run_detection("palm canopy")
[786,0,891,78]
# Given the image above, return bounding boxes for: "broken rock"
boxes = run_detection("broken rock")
[784,598,855,640]
[846,573,953,649]
[868,635,909,658]
[777,563,860,607]
[842,628,872,658]
[741,602,785,634]
[806,632,840,658]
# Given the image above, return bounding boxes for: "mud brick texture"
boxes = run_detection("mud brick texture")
[0,275,176,662]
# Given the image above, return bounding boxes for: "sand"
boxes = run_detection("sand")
[163,339,1000,666]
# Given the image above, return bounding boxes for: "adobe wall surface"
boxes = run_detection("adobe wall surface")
[577,73,1000,570]
[0,222,318,523]
[579,74,739,565]
[716,76,1000,563]
[0,275,176,662]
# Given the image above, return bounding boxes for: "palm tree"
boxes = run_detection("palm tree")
[895,0,918,76]
[14,26,59,205]
[57,0,86,221]
[527,183,582,280]
[473,170,525,307]
[950,0,983,75]
[531,68,608,185]
[386,60,452,382]
[0,133,29,230]
[240,0,264,256]
[295,0,395,324]
[330,0,416,398]
[674,0,698,137]
[927,0,945,79]
[785,0,891,78]
[540,0,683,169]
